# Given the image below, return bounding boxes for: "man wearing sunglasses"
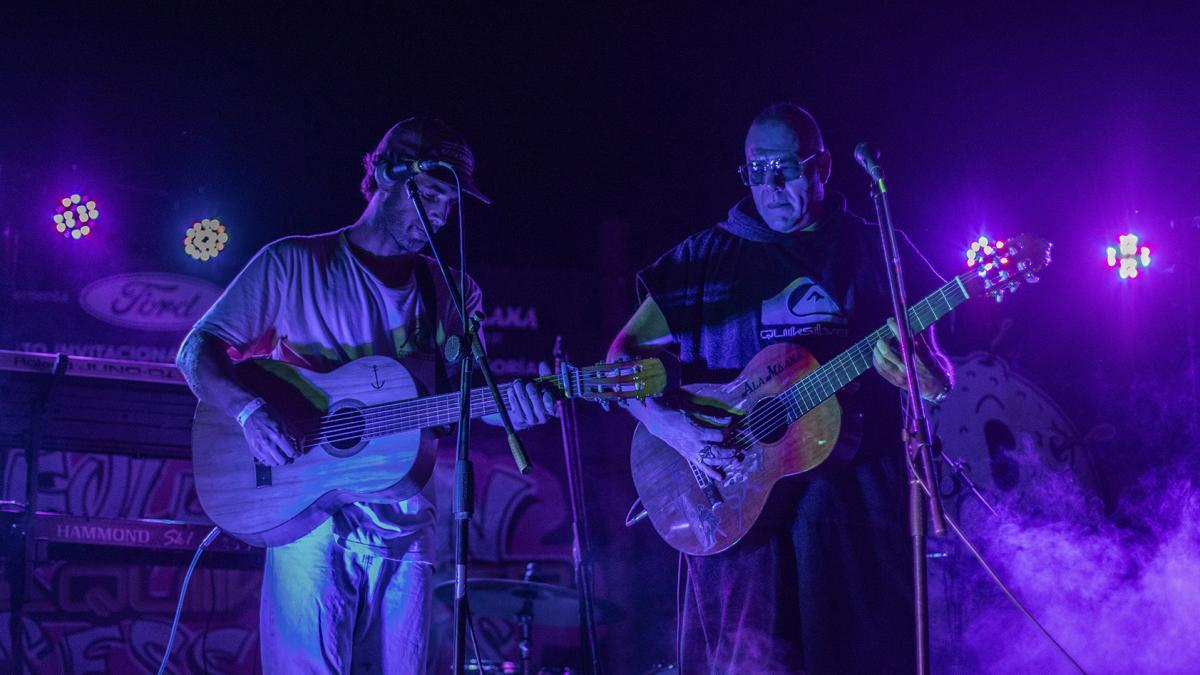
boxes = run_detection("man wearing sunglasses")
[609,103,952,673]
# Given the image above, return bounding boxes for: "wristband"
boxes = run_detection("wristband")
[236,397,267,427]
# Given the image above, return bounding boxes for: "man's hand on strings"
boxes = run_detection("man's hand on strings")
[872,317,949,399]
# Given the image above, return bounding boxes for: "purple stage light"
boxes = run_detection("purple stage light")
[52,193,99,240]
[965,235,1007,270]
[1106,233,1150,280]
[184,218,228,261]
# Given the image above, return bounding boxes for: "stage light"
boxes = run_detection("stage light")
[184,218,229,261]
[965,236,1004,268]
[53,193,99,239]
[1107,233,1150,280]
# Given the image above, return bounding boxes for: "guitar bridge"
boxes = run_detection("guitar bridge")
[255,463,272,488]
[701,479,724,509]
[688,462,724,508]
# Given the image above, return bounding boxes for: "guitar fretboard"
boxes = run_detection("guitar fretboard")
[304,380,542,449]
[741,273,970,439]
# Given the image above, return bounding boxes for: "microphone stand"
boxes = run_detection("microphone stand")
[553,336,603,675]
[404,178,532,675]
[856,150,947,675]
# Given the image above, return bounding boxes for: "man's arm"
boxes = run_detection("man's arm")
[177,330,297,466]
[872,319,954,401]
[607,296,731,479]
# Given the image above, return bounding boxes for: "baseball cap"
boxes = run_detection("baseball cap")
[364,116,491,204]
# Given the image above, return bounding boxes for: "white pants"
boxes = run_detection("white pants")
[259,519,433,674]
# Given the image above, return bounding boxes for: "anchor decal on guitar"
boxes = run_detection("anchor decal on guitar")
[371,365,385,390]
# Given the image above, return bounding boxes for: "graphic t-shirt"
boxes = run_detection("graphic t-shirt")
[187,228,482,561]
[637,196,943,526]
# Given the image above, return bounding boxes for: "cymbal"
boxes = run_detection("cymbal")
[433,578,626,626]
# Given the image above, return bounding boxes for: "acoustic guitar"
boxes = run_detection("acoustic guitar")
[192,355,665,546]
[630,235,1051,555]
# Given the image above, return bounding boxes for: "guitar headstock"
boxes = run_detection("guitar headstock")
[549,358,667,404]
[962,234,1052,302]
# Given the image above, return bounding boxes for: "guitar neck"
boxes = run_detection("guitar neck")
[357,377,556,441]
[784,273,971,417]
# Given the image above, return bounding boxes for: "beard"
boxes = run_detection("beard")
[380,213,430,254]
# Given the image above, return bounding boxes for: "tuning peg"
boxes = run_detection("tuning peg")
[598,400,611,412]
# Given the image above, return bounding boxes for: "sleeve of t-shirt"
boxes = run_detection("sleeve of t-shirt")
[437,269,484,346]
[634,237,696,344]
[185,244,285,359]
[459,273,485,335]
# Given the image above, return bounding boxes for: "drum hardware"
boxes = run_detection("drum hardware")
[434,565,626,675]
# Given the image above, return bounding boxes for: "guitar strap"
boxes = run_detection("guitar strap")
[412,258,451,395]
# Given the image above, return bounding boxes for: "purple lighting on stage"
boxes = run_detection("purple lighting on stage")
[184,217,229,261]
[52,193,99,240]
[965,236,1008,271]
[960,236,1008,273]
[1106,233,1151,280]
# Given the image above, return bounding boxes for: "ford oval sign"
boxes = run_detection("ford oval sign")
[80,272,223,332]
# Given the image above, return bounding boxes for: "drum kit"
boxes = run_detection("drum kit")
[434,571,626,675]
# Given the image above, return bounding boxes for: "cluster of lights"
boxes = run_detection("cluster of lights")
[52,194,99,239]
[184,218,229,261]
[1106,234,1151,280]
[965,236,1008,272]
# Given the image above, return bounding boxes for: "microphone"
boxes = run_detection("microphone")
[374,159,450,189]
[853,142,885,181]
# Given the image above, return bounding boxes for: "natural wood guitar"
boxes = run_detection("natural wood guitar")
[630,235,1051,555]
[192,355,665,546]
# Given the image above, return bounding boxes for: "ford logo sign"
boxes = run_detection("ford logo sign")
[80,272,223,332]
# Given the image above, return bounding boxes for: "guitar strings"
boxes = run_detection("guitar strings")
[299,367,646,445]
[744,281,959,445]
[726,282,960,448]
[305,288,946,449]
[730,260,999,449]
[732,286,953,446]
[300,364,642,429]
[303,274,968,449]
[303,295,939,449]
[302,386,510,445]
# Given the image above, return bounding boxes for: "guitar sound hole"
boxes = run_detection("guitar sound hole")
[747,397,788,444]
[324,407,366,452]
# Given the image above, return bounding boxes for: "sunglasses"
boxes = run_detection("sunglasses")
[738,151,822,187]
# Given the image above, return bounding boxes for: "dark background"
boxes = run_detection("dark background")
[2,4,1198,673]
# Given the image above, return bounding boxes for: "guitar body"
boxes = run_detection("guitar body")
[191,356,437,547]
[630,342,848,556]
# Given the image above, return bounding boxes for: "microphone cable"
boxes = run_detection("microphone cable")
[156,525,221,675]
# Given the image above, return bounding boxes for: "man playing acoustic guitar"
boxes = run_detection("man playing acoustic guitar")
[608,103,954,673]
[177,117,555,673]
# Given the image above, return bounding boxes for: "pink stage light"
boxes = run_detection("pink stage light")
[184,218,228,261]
[52,193,99,240]
[1106,233,1151,280]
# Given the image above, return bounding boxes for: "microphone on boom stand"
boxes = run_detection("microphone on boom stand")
[853,142,885,181]
[374,158,452,190]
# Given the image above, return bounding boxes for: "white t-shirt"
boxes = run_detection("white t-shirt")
[187,228,482,561]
